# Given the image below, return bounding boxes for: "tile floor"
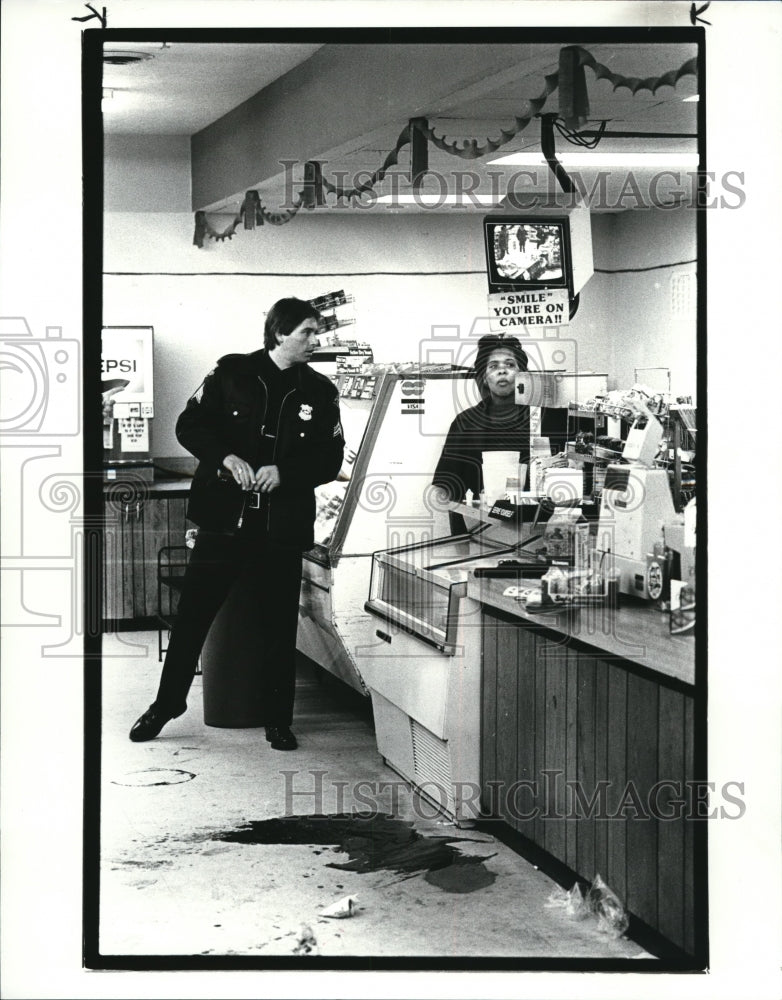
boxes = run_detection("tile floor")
[97,631,654,962]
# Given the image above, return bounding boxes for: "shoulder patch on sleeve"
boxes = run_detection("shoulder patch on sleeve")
[333,419,343,438]
[216,353,245,367]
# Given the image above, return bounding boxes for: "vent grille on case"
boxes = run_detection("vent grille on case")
[410,718,451,794]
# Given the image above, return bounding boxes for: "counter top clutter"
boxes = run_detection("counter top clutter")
[468,575,694,687]
[453,502,695,687]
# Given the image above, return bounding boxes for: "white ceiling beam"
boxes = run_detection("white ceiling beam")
[191,42,558,210]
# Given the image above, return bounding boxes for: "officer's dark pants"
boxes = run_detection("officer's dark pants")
[152,527,303,727]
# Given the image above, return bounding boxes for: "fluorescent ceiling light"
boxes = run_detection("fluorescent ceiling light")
[375,194,503,206]
[487,151,699,168]
[682,95,699,102]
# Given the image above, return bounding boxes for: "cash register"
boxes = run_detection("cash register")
[595,400,677,599]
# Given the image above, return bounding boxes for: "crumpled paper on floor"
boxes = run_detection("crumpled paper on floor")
[319,894,359,918]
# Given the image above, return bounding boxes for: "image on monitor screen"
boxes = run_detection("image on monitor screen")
[492,222,564,281]
[484,218,572,293]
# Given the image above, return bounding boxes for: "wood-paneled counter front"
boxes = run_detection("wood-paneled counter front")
[468,575,701,959]
[103,477,192,630]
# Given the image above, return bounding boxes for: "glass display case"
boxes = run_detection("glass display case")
[365,525,516,654]
[309,372,380,554]
[297,369,477,692]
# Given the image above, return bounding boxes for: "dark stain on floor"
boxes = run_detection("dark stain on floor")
[424,856,496,892]
[214,813,496,893]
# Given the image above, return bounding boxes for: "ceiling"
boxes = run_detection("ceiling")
[102,39,700,213]
[102,43,325,135]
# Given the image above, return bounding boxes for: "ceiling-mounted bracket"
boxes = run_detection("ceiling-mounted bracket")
[302,161,326,209]
[242,190,263,229]
[539,113,576,196]
[539,114,581,321]
[409,117,429,192]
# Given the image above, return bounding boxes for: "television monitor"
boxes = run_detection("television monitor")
[484,217,571,295]
[483,201,593,298]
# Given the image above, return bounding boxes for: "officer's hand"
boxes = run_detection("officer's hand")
[254,464,281,493]
[223,454,255,490]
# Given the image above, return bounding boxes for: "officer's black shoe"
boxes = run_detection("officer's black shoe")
[129,707,172,742]
[265,725,298,751]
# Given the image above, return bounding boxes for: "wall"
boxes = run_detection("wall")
[103,138,697,458]
[103,210,616,458]
[603,208,697,398]
[104,135,191,213]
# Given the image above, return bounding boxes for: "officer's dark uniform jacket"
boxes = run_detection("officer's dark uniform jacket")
[177,349,345,550]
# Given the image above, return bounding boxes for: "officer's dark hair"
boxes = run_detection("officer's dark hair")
[264,297,321,351]
[474,334,528,395]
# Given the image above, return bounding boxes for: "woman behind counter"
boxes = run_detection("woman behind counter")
[433,334,530,531]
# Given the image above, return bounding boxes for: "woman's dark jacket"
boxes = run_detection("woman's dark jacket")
[177,349,344,550]
[432,398,531,502]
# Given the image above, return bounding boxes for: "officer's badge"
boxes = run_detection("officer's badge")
[298,404,313,421]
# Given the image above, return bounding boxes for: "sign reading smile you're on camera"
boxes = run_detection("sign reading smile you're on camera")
[487,289,570,331]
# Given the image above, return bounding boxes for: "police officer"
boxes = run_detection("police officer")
[129,298,345,750]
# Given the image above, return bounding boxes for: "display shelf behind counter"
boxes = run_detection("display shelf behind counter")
[298,370,476,692]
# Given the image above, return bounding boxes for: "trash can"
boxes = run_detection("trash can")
[201,578,267,728]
